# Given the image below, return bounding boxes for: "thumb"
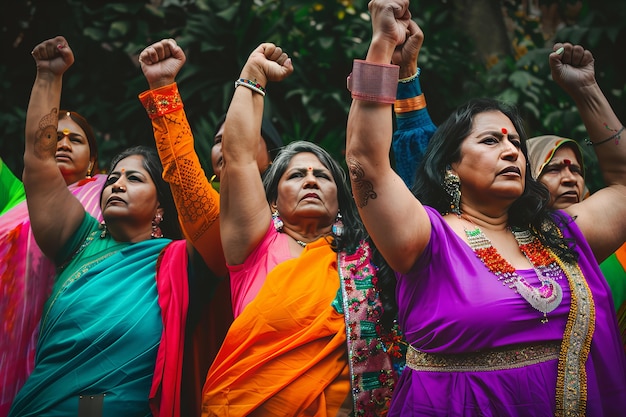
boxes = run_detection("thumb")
[56,42,74,63]
[548,49,564,74]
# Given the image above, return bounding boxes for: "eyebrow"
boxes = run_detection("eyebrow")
[290,167,329,175]
[58,131,86,139]
[479,130,521,140]
[109,169,146,177]
[546,161,581,167]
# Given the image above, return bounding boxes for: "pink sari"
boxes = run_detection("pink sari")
[0,174,106,417]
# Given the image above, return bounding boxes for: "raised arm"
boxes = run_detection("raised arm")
[554,43,626,261]
[138,39,226,277]
[345,0,430,273]
[219,43,293,265]
[391,22,437,188]
[24,36,86,258]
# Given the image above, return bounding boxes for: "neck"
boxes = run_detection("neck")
[459,205,509,232]
[106,219,153,243]
[282,224,331,245]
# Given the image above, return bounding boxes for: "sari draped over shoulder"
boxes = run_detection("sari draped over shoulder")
[8,215,178,417]
[0,175,106,417]
[202,237,402,416]
[202,238,351,417]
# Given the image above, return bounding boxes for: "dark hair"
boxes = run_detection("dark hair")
[262,141,364,252]
[104,145,182,240]
[263,140,398,328]
[412,97,576,262]
[60,110,98,173]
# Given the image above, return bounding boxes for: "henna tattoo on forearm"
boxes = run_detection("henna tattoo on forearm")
[34,108,59,159]
[347,157,377,208]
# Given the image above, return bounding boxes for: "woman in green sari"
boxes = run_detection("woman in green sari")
[9,36,223,417]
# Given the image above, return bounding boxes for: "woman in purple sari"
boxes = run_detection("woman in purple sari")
[344,0,626,415]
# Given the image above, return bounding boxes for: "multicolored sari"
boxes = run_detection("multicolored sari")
[202,235,402,416]
[600,243,626,348]
[0,158,25,215]
[0,175,105,417]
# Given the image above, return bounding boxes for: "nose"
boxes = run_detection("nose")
[57,135,71,150]
[501,139,519,161]
[111,180,126,193]
[303,171,319,188]
[561,166,578,184]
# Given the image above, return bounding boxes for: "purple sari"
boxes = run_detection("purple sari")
[389,206,626,416]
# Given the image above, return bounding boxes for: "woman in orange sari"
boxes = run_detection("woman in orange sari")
[201,42,404,417]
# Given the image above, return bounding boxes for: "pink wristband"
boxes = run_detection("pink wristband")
[346,59,399,104]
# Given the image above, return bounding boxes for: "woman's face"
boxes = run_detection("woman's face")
[56,117,94,185]
[451,111,526,207]
[274,152,338,227]
[539,146,584,209]
[211,123,271,181]
[101,155,161,228]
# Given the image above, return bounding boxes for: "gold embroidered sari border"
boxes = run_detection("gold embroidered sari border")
[405,341,561,372]
[552,251,595,417]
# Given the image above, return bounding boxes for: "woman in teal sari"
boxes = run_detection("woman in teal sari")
[9,36,224,417]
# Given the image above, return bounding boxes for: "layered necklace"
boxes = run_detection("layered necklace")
[464,223,563,323]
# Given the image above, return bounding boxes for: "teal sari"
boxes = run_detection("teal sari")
[9,214,171,417]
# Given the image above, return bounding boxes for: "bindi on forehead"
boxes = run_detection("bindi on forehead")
[563,159,571,165]
[501,127,508,134]
[62,128,71,136]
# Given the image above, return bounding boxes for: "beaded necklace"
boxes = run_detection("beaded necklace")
[465,226,563,323]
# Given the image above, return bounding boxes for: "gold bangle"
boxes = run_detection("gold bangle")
[394,94,426,114]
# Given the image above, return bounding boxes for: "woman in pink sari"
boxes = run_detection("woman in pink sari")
[0,109,104,416]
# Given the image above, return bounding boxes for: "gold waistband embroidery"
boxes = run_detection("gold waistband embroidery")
[406,341,561,372]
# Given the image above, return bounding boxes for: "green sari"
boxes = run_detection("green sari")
[9,214,171,416]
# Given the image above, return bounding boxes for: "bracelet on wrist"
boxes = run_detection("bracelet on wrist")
[234,78,266,97]
[584,125,625,146]
[394,94,427,114]
[398,68,421,83]
[346,59,399,104]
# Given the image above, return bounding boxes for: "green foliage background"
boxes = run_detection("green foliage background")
[1,0,624,192]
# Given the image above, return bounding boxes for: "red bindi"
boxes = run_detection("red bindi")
[563,159,571,165]
[501,127,508,134]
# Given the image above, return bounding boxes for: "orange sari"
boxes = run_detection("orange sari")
[201,238,350,416]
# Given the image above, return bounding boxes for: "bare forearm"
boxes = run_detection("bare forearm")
[572,83,626,185]
[222,81,265,166]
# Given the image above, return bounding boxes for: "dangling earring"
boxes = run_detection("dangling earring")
[443,166,461,215]
[151,213,163,238]
[99,221,108,238]
[272,209,283,232]
[86,162,93,178]
[332,211,344,237]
